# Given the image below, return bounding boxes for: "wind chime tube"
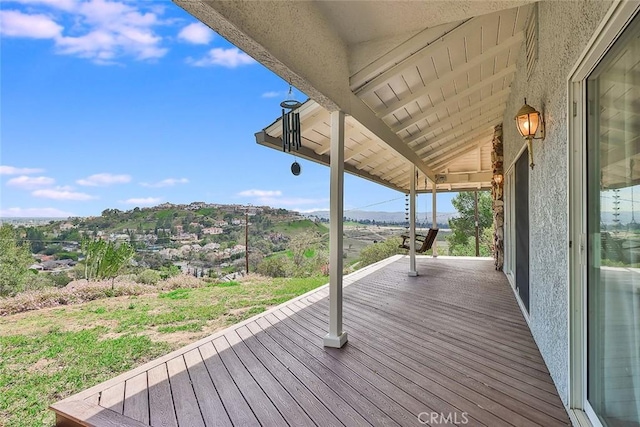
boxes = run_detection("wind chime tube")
[282,109,289,152]
[291,111,297,151]
[295,112,301,150]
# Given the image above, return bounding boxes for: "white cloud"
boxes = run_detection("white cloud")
[238,189,327,207]
[32,188,96,200]
[260,197,329,206]
[9,0,78,12]
[0,10,63,38]
[6,175,55,189]
[0,207,75,218]
[140,178,189,188]
[261,91,284,98]
[238,189,282,197]
[120,197,161,205]
[76,173,131,186]
[178,22,213,45]
[292,207,329,213]
[1,1,168,64]
[0,165,45,175]
[187,47,255,68]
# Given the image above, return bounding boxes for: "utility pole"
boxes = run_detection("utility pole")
[474,190,480,257]
[245,210,249,274]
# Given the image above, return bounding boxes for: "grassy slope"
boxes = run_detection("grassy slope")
[0,276,328,427]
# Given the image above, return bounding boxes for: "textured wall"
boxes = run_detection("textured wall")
[502,0,613,405]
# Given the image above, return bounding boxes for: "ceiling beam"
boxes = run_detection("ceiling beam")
[349,20,466,91]
[395,171,493,188]
[356,30,523,97]
[386,65,515,130]
[413,113,502,154]
[430,136,494,171]
[256,131,407,193]
[344,140,377,162]
[405,97,508,145]
[348,94,437,180]
[422,127,497,162]
[355,148,395,170]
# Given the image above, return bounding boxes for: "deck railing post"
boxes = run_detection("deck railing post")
[432,182,438,257]
[409,165,418,276]
[324,110,348,348]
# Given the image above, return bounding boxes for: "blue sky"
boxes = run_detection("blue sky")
[0,0,455,218]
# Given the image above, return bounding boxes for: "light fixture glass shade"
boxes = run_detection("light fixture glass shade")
[515,102,540,137]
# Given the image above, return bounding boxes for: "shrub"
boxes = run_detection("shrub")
[50,272,72,288]
[24,273,54,292]
[358,237,404,267]
[256,256,291,278]
[159,274,206,290]
[0,224,35,296]
[159,264,181,279]
[136,269,162,285]
[55,251,79,261]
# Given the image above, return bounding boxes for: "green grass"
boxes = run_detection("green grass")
[158,288,191,299]
[270,219,327,234]
[0,275,328,427]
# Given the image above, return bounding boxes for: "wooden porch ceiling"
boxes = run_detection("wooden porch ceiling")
[256,5,531,193]
[51,256,570,427]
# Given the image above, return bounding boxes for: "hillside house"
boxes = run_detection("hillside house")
[201,227,224,235]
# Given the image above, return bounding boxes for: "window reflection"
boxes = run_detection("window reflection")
[587,13,640,427]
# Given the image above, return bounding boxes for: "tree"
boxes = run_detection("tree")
[82,239,135,287]
[24,227,46,253]
[446,191,493,256]
[0,224,34,296]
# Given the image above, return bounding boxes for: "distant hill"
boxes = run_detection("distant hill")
[305,209,458,225]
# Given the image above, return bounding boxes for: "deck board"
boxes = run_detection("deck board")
[123,372,149,424]
[51,256,571,427]
[166,356,205,427]
[183,349,230,427]
[147,364,178,427]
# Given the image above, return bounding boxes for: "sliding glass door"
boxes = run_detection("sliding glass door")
[586,13,640,426]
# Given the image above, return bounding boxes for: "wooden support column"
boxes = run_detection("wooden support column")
[475,190,480,257]
[324,110,348,348]
[409,166,418,276]
[432,182,438,257]
[492,124,504,270]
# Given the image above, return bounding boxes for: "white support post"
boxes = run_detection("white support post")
[324,110,348,348]
[432,182,438,257]
[409,166,418,276]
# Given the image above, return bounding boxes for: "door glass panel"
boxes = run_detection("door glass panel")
[587,13,640,426]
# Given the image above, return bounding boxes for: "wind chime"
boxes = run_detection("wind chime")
[281,83,303,175]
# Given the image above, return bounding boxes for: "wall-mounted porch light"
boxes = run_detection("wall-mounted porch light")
[514,98,545,169]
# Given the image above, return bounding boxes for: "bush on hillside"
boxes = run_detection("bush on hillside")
[358,237,404,267]
[0,224,35,297]
[136,269,162,285]
[50,272,73,288]
[256,256,291,278]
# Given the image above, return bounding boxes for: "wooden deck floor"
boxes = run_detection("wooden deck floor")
[51,256,571,427]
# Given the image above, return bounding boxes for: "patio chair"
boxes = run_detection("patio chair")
[399,228,439,253]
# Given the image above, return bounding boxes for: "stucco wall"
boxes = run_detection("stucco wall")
[502,0,613,405]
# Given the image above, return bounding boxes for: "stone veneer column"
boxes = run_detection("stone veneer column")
[491,124,504,270]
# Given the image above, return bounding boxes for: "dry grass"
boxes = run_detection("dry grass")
[0,275,208,316]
